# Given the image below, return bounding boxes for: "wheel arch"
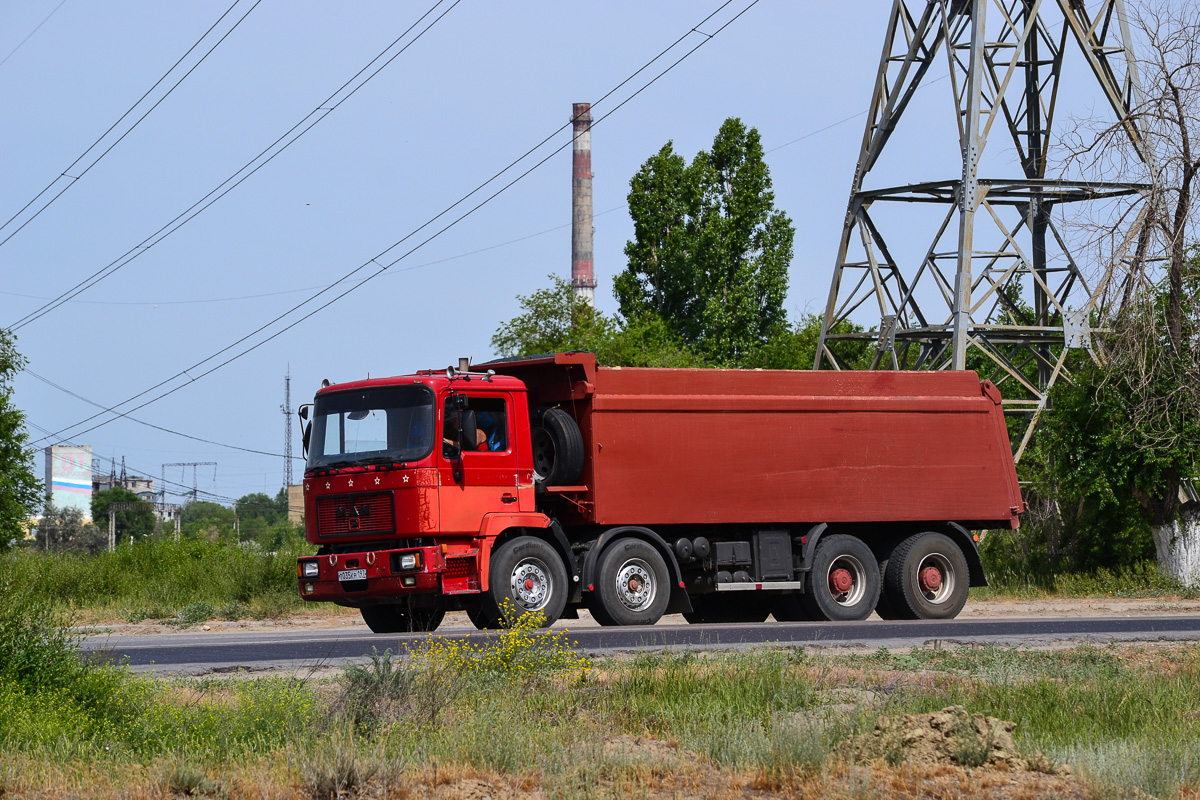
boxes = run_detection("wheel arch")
[488,521,578,598]
[581,526,692,614]
[937,522,988,588]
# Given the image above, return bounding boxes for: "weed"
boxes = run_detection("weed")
[411,601,590,679]
[951,716,994,768]
[177,602,216,626]
[159,758,223,797]
[339,649,416,733]
[216,602,249,621]
[298,727,377,800]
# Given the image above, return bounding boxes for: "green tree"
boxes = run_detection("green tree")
[38,502,106,554]
[179,500,236,541]
[491,275,614,358]
[491,275,701,368]
[90,487,155,544]
[615,118,795,366]
[235,492,286,526]
[0,329,42,548]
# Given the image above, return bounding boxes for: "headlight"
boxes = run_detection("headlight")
[302,561,319,578]
[399,553,420,571]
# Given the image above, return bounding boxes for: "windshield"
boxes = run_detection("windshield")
[307,384,435,469]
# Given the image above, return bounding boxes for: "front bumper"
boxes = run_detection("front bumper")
[297,545,481,604]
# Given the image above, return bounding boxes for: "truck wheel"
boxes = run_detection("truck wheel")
[800,534,880,622]
[593,539,670,626]
[531,408,584,487]
[683,593,772,624]
[883,532,969,619]
[480,536,568,627]
[360,602,445,633]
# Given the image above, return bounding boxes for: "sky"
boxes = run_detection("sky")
[1,0,1127,505]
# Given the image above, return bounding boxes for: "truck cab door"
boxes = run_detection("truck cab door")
[438,392,520,534]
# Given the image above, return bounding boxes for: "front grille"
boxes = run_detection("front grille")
[316,492,394,538]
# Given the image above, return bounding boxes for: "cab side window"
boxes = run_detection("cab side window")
[466,397,508,453]
[442,396,509,456]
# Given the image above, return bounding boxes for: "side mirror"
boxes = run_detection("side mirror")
[301,422,311,459]
[459,409,478,452]
[298,404,310,422]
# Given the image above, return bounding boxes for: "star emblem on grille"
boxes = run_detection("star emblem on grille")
[325,482,331,489]
[374,477,381,485]
[348,479,354,487]
[403,475,410,483]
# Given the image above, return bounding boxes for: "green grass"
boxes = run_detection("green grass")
[973,558,1197,600]
[0,536,309,620]
[1,590,1197,798]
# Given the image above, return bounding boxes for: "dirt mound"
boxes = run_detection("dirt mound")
[836,705,1062,773]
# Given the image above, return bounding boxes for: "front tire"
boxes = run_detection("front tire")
[477,536,569,627]
[591,539,670,626]
[800,534,880,622]
[883,532,969,620]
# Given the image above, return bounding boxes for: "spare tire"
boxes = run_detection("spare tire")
[531,407,584,487]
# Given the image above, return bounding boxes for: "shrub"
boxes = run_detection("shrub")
[411,601,590,679]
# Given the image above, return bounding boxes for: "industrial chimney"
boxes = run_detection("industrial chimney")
[571,102,595,306]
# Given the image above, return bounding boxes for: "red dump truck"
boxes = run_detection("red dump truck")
[296,352,1023,632]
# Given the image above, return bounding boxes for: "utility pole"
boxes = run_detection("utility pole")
[107,501,142,552]
[282,367,293,489]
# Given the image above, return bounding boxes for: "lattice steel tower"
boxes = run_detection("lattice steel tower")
[816,0,1155,458]
[282,368,293,488]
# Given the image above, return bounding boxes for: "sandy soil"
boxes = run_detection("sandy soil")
[79,595,1200,637]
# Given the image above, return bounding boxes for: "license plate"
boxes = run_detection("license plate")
[338,569,367,582]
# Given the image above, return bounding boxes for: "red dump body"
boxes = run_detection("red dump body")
[490,353,1023,530]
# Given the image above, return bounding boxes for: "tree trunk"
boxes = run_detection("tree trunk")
[1151,507,1200,588]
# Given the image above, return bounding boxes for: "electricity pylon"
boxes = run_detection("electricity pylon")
[816,0,1156,459]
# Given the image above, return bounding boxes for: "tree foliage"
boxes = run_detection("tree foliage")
[37,503,106,554]
[615,118,795,366]
[0,329,42,548]
[491,276,703,368]
[90,487,155,544]
[1049,3,1200,584]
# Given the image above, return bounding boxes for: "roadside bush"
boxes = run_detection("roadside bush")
[0,536,309,616]
[411,603,590,679]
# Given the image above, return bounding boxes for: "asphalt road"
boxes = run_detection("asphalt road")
[82,615,1200,675]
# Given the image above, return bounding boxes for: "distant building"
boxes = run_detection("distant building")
[45,445,93,519]
[287,484,304,525]
[93,473,155,502]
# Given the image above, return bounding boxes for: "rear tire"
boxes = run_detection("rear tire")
[800,534,880,622]
[883,532,969,620]
[531,408,584,487]
[360,602,445,633]
[479,536,569,626]
[592,539,670,626]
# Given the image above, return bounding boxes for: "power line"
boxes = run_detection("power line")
[0,206,626,307]
[0,0,69,69]
[29,0,759,450]
[0,0,261,250]
[23,367,299,459]
[8,0,461,331]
